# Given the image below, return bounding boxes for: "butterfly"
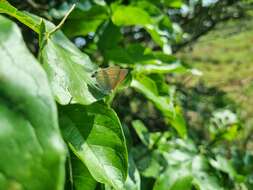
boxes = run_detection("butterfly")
[93,66,128,94]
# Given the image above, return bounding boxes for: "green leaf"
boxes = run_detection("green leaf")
[133,1,163,16]
[142,0,183,9]
[111,4,169,51]
[101,44,154,65]
[134,62,188,74]
[132,143,167,178]
[149,131,171,151]
[63,4,109,37]
[98,21,177,66]
[138,150,166,178]
[100,42,179,68]
[39,21,106,105]
[191,155,223,190]
[0,1,106,105]
[158,140,224,190]
[153,164,193,190]
[209,156,245,182]
[132,120,150,146]
[149,74,170,95]
[153,154,221,190]
[70,153,97,190]
[163,0,183,8]
[131,75,187,138]
[112,5,152,26]
[59,102,128,190]
[0,0,41,32]
[99,35,186,74]
[98,21,122,51]
[0,15,66,190]
[192,172,223,190]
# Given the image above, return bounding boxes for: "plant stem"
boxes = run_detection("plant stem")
[47,4,76,37]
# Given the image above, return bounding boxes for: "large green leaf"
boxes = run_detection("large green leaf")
[39,25,105,105]
[59,102,128,190]
[0,15,66,189]
[131,75,187,138]
[0,1,106,105]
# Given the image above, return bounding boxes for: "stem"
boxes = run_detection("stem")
[47,4,75,37]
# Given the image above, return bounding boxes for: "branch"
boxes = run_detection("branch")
[172,0,246,53]
[47,4,76,37]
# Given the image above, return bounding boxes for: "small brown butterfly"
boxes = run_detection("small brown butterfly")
[93,66,128,94]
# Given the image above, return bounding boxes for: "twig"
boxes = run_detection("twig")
[172,0,245,53]
[47,4,76,38]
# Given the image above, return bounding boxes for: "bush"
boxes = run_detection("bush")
[0,0,252,189]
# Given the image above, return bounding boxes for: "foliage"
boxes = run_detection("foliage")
[0,0,252,190]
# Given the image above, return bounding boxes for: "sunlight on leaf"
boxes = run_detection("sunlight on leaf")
[131,75,187,137]
[59,102,128,190]
[0,15,66,190]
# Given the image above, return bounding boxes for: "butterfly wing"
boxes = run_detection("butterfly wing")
[105,67,128,89]
[95,69,111,92]
[95,66,128,93]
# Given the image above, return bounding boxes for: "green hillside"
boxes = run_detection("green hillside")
[178,17,253,139]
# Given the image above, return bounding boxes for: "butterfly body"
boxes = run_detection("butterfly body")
[93,66,128,94]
